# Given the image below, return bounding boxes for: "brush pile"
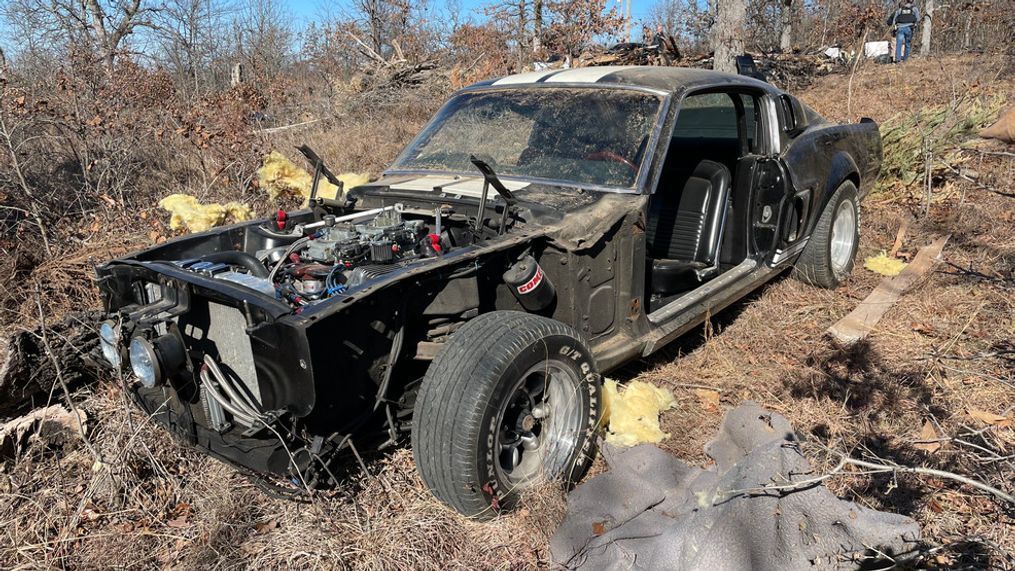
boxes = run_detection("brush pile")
[584,46,845,90]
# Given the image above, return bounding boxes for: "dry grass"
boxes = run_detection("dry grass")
[2,54,1014,568]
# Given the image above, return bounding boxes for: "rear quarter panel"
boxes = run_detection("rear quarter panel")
[781,120,882,234]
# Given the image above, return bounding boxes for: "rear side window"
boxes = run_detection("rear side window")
[672,93,738,139]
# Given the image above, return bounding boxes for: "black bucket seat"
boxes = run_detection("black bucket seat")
[645,159,732,294]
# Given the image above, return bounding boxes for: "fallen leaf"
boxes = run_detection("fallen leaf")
[967,409,1011,428]
[254,519,278,534]
[166,517,190,528]
[592,521,607,536]
[913,420,942,453]
[694,388,721,412]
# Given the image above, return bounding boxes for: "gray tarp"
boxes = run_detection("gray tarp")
[551,402,921,570]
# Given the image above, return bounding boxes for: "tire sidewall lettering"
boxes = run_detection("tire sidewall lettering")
[478,334,600,509]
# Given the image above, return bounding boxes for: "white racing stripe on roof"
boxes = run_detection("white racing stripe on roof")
[492,65,642,86]
[543,66,636,83]
[492,69,561,85]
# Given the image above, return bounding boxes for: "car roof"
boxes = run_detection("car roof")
[466,65,776,95]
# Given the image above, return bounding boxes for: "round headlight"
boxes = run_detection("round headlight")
[98,321,122,369]
[129,337,161,388]
[99,321,118,344]
[101,341,122,369]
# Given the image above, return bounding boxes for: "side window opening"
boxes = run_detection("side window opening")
[644,91,749,311]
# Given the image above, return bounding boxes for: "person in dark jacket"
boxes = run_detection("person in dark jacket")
[887,0,920,62]
[649,25,673,65]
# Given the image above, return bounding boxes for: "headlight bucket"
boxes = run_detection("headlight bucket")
[129,337,161,388]
[128,332,187,389]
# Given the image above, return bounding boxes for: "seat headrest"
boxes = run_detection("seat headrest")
[691,159,731,188]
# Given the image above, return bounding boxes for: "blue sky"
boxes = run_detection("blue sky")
[284,0,654,36]
[0,0,657,55]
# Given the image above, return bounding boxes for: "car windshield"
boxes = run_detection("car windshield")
[390,88,664,189]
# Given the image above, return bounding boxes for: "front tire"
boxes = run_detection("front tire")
[793,181,860,288]
[411,311,601,519]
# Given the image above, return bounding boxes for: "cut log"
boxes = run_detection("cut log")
[0,404,87,458]
[0,311,102,416]
[828,236,949,345]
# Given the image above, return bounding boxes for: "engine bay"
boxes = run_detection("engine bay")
[168,203,483,309]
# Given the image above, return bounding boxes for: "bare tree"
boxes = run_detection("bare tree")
[711,0,746,72]
[153,0,236,92]
[544,0,625,62]
[2,0,156,71]
[780,0,793,50]
[351,0,413,58]
[921,0,934,55]
[647,0,686,37]
[533,0,543,51]
[231,0,292,80]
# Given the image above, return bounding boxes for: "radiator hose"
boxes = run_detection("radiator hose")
[198,251,270,278]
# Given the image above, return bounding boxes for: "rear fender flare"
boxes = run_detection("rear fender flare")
[812,151,859,230]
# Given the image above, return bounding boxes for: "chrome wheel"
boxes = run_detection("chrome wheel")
[493,361,584,487]
[829,199,857,274]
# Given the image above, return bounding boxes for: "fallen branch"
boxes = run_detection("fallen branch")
[936,158,1014,198]
[726,446,1015,505]
[253,119,321,135]
[833,454,1015,505]
[939,260,1015,290]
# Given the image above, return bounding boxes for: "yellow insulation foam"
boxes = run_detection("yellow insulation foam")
[602,379,677,447]
[257,151,370,203]
[864,251,908,277]
[158,194,253,233]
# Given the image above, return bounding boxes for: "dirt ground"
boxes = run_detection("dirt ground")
[1,55,1012,568]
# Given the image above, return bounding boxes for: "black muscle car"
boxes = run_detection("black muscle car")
[93,66,882,518]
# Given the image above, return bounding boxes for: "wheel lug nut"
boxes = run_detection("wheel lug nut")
[532,404,549,419]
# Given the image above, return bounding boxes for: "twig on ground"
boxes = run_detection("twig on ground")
[32,284,99,462]
[939,260,1015,289]
[936,158,1014,198]
[720,443,1015,505]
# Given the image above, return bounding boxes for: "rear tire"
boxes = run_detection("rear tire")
[412,311,601,519]
[793,181,860,288]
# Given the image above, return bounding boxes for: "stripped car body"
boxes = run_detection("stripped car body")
[94,67,881,511]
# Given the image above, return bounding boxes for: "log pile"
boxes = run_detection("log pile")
[0,312,101,416]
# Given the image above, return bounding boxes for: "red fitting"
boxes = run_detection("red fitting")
[428,233,442,253]
[275,209,287,231]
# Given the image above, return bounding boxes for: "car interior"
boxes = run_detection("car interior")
[645,90,763,312]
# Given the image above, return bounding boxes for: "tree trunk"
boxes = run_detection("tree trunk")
[533,0,542,52]
[963,12,972,50]
[779,0,793,51]
[518,0,527,66]
[920,0,933,56]
[711,0,746,73]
